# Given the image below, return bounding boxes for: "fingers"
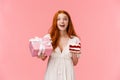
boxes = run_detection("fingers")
[70,50,81,54]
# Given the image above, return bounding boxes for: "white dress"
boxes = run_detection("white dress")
[44,34,81,80]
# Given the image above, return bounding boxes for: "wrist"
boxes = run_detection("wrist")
[71,53,77,58]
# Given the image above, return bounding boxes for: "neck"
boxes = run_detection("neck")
[59,31,68,37]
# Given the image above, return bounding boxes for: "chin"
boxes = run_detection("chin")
[59,29,67,31]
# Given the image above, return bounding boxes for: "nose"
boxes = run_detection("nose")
[60,19,64,23]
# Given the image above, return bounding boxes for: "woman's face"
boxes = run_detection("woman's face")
[57,13,69,31]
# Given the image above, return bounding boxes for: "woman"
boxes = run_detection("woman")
[39,10,81,80]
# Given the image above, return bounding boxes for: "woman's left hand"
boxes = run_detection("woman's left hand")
[69,50,81,54]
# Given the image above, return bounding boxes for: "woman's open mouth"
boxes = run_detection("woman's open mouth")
[60,24,65,27]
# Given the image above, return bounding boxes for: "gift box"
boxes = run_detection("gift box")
[69,43,81,51]
[29,36,53,57]
[41,36,53,56]
[29,37,42,57]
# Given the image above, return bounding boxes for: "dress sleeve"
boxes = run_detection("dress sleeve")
[43,34,51,39]
[43,34,52,42]
[75,37,81,45]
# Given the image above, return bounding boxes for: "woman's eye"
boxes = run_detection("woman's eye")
[57,18,68,21]
[64,18,68,21]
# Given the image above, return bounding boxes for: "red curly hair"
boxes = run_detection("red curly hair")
[49,10,77,50]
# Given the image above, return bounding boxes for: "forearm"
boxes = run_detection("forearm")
[71,53,78,66]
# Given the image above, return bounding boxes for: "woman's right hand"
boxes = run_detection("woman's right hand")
[37,52,47,61]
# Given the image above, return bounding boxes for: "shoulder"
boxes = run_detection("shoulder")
[43,34,51,39]
[70,35,80,41]
[70,35,81,43]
